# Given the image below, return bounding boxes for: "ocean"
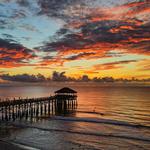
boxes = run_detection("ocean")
[0,83,150,150]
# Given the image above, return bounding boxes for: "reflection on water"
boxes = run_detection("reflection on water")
[0,84,150,150]
[0,84,150,125]
[77,86,150,125]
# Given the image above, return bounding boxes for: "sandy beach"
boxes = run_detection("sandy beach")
[0,140,25,150]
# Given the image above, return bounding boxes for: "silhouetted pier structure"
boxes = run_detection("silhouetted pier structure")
[0,87,77,121]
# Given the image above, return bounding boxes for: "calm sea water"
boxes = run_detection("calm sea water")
[0,83,150,150]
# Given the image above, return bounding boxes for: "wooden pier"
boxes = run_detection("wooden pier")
[0,87,77,121]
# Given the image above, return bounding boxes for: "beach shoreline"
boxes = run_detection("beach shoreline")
[0,140,26,150]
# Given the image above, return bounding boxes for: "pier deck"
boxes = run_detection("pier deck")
[0,94,77,121]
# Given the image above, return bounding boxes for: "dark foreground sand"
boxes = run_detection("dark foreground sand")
[0,141,25,150]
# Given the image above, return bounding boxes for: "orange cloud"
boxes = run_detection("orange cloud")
[137,59,150,71]
[0,39,36,68]
[93,60,138,71]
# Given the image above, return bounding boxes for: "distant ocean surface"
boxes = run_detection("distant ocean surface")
[0,83,150,150]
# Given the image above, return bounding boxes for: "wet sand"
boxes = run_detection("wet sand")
[0,140,95,150]
[0,140,25,150]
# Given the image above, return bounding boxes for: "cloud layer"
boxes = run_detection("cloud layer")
[0,0,150,78]
[37,0,150,58]
[0,38,35,67]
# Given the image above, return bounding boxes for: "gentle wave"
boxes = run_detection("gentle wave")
[10,141,39,150]
[108,110,150,117]
[50,116,150,129]
[107,111,150,121]
[76,110,104,115]
[77,110,150,119]
[8,122,150,142]
[0,139,39,150]
[76,110,150,124]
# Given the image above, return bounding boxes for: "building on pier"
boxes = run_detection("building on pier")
[55,87,77,114]
[55,87,77,95]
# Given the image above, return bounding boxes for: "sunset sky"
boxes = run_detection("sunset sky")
[0,0,150,80]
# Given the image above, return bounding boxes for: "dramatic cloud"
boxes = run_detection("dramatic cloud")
[0,0,38,31]
[93,60,138,70]
[0,73,46,82]
[137,59,150,71]
[0,0,149,79]
[36,0,150,67]
[1,71,149,83]
[0,38,36,67]
[65,52,96,60]
[37,0,92,21]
